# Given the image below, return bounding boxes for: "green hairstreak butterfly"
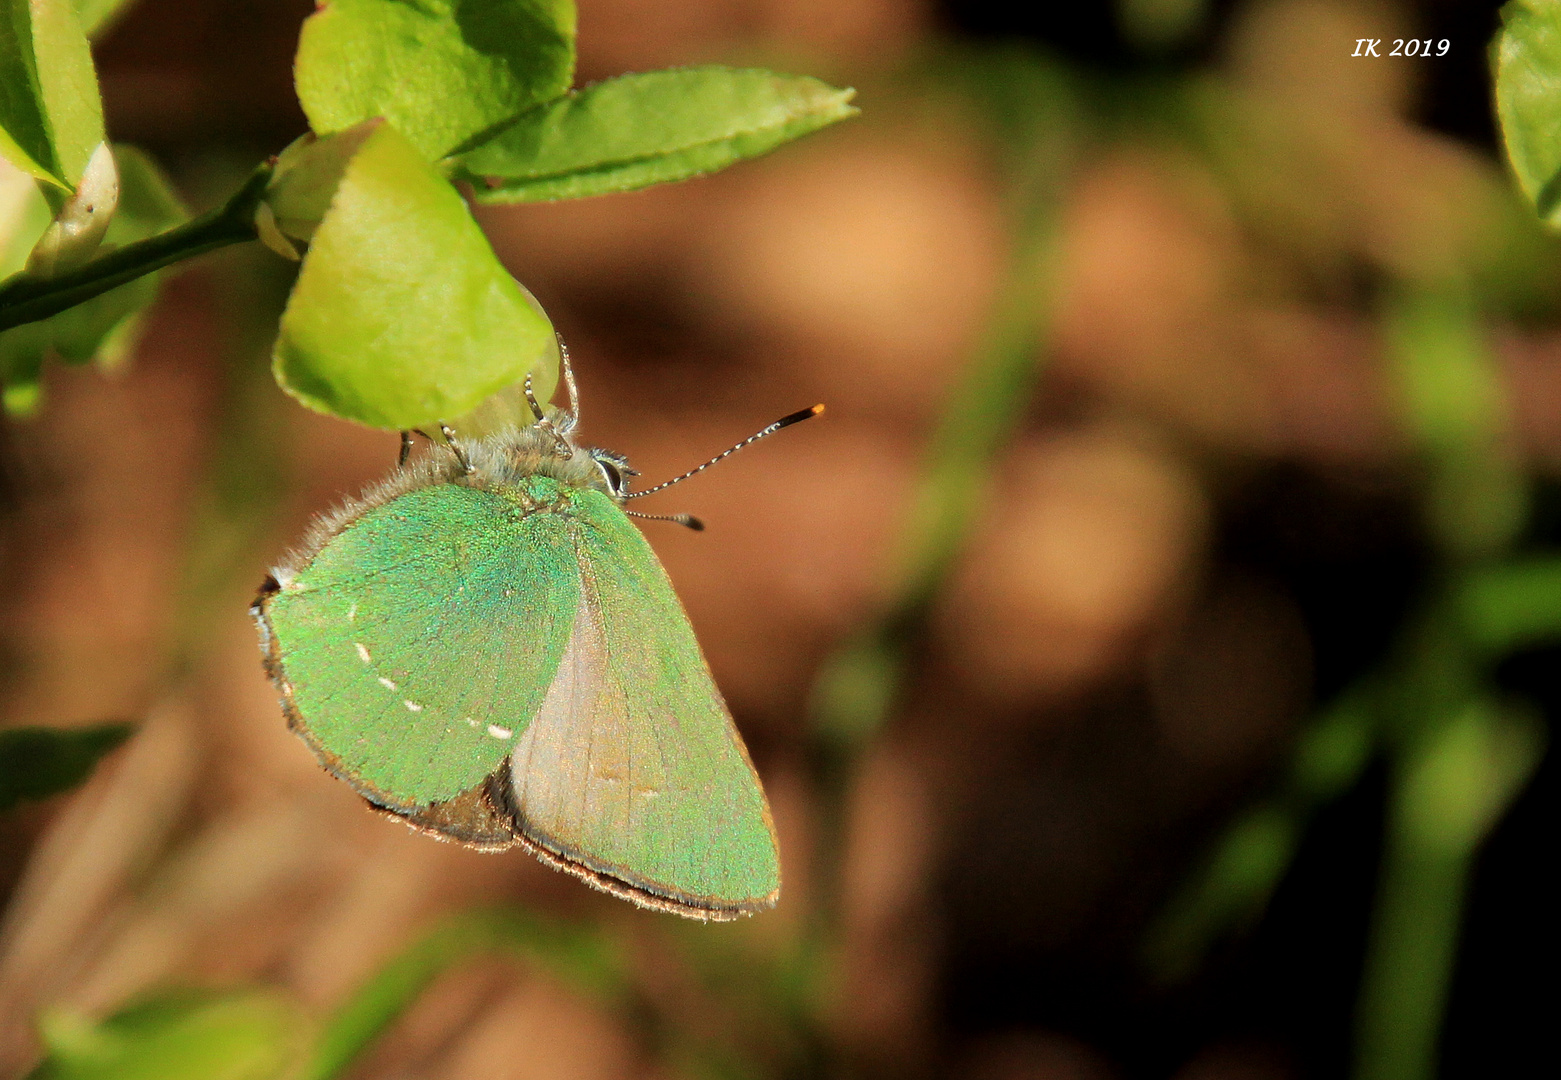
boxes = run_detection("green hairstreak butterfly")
[252,352,820,920]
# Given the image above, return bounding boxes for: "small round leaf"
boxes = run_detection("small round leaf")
[273,122,557,430]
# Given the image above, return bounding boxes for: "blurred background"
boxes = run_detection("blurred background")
[0,0,1556,1077]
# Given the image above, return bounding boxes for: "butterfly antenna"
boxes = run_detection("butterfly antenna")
[625,404,824,500]
[524,372,571,457]
[625,509,705,531]
[558,335,580,433]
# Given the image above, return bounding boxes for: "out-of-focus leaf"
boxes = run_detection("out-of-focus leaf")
[458,66,856,203]
[294,0,576,163]
[1,151,53,268]
[0,722,132,812]
[273,121,557,430]
[1398,700,1545,854]
[1497,0,1561,226]
[27,989,308,1080]
[1144,686,1380,981]
[308,908,627,1080]
[1354,696,1543,1080]
[1118,0,1210,52]
[1457,555,1561,654]
[920,41,1076,178]
[1382,287,1526,560]
[0,144,186,412]
[0,0,104,188]
[74,0,139,39]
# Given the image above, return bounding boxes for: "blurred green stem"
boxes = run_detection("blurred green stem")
[0,167,269,334]
[1354,694,1543,1080]
[1145,684,1379,980]
[306,909,631,1080]
[1148,280,1546,1080]
[799,73,1078,1059]
[808,218,1063,760]
[1350,286,1531,1080]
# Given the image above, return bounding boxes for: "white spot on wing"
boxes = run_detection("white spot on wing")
[465,717,478,728]
[378,676,398,691]
[404,700,423,712]
[347,603,358,621]
[354,643,372,664]
[487,724,513,740]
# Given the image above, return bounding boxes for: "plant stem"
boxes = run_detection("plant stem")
[798,76,1079,1025]
[1353,692,1543,1080]
[306,910,631,1080]
[1348,286,1531,1080]
[0,166,272,334]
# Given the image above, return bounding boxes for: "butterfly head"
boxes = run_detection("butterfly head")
[586,448,639,500]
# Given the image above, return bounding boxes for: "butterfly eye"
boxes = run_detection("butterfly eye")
[594,457,626,495]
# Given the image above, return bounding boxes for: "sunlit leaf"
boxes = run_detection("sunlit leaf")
[28,989,307,1080]
[1497,0,1561,226]
[458,66,856,203]
[74,0,140,39]
[0,0,105,188]
[273,121,557,430]
[295,0,576,163]
[260,124,381,256]
[0,722,132,813]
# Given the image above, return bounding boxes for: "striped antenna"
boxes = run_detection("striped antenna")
[624,405,824,500]
[626,509,705,530]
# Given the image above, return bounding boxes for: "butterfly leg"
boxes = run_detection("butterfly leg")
[439,424,474,474]
[398,430,413,467]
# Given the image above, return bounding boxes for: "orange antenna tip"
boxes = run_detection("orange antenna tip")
[626,403,825,500]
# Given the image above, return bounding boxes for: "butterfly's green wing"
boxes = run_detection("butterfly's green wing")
[506,487,781,918]
[258,483,580,812]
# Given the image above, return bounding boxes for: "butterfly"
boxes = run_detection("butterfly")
[252,349,819,920]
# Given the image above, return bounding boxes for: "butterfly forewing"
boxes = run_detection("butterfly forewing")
[506,487,781,916]
[262,484,581,809]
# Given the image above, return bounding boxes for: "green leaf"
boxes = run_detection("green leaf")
[0,144,187,411]
[1398,699,1545,855]
[294,0,576,163]
[1456,555,1561,654]
[1496,0,1561,225]
[257,124,383,259]
[273,120,557,430]
[0,721,132,813]
[27,989,308,1080]
[0,0,105,188]
[1,150,54,269]
[458,66,857,203]
[74,0,139,40]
